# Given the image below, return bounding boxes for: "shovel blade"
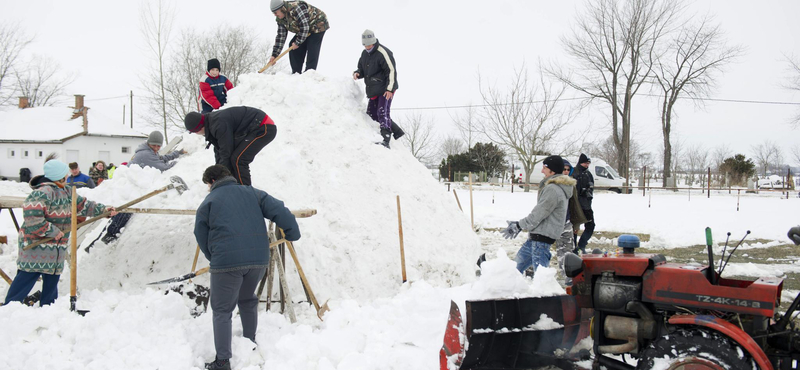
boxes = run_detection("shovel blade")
[169,175,189,195]
[459,295,591,370]
[148,271,197,285]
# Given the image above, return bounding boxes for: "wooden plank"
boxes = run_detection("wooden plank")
[120,207,317,218]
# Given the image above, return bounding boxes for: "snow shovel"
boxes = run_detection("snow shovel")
[258,48,291,73]
[284,237,330,319]
[0,267,11,285]
[24,176,189,251]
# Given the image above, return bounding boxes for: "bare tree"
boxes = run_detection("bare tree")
[140,0,175,144]
[440,136,465,158]
[163,26,270,128]
[0,23,33,104]
[401,113,437,164]
[791,144,800,167]
[784,54,800,127]
[712,143,732,184]
[654,17,742,187]
[15,55,75,107]
[751,140,782,176]
[685,144,709,186]
[582,135,646,172]
[550,0,680,182]
[451,105,480,150]
[479,66,579,192]
[659,136,683,182]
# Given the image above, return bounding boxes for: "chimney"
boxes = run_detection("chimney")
[74,94,84,110]
[18,96,29,109]
[70,94,89,134]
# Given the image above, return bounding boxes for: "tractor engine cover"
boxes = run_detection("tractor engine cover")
[594,272,642,314]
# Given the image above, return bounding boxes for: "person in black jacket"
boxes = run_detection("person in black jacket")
[195,165,300,370]
[572,153,595,254]
[184,106,277,186]
[353,29,404,148]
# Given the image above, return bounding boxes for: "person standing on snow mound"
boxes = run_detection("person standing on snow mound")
[195,165,300,370]
[4,158,117,307]
[572,153,595,254]
[502,155,576,275]
[184,106,276,186]
[353,29,404,148]
[269,0,329,74]
[199,58,234,113]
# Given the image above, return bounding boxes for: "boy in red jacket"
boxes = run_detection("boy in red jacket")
[199,58,234,113]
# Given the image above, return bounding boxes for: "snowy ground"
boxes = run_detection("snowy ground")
[1,70,799,369]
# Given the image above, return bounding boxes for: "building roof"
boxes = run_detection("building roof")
[0,106,147,143]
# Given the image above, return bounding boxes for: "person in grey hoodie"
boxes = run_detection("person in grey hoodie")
[130,131,186,172]
[502,155,577,274]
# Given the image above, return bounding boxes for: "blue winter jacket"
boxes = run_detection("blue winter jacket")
[66,172,96,188]
[194,177,300,273]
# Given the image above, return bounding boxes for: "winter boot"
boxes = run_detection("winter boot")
[205,358,231,370]
[390,120,405,140]
[375,128,391,148]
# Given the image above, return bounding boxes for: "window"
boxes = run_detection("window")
[22,150,29,158]
[36,150,43,159]
[595,166,610,179]
[7,148,15,158]
[122,147,130,154]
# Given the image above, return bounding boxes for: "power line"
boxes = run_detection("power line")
[85,95,130,102]
[393,95,800,111]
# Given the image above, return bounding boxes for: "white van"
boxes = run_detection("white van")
[516,156,628,193]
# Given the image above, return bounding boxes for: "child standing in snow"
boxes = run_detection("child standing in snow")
[195,165,300,370]
[199,58,234,113]
[3,158,116,306]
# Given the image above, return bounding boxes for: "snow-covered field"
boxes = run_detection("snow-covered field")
[0,71,798,369]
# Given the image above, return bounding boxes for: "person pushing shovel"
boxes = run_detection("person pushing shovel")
[3,157,117,307]
[269,0,329,74]
[195,165,300,370]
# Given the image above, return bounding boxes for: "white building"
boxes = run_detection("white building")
[0,95,148,180]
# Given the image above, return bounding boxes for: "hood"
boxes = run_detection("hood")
[544,174,576,197]
[29,175,56,189]
[134,142,153,155]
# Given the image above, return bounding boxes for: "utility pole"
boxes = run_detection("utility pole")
[130,91,134,129]
[123,105,126,126]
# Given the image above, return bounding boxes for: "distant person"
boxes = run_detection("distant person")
[555,159,586,285]
[502,155,575,274]
[107,163,117,179]
[4,158,116,306]
[184,106,276,186]
[130,131,186,172]
[89,160,109,185]
[572,154,595,254]
[195,165,300,370]
[199,58,234,113]
[66,162,95,189]
[89,131,185,249]
[268,0,329,74]
[353,29,404,148]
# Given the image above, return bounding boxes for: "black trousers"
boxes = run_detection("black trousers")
[289,31,326,74]
[230,124,277,186]
[576,209,595,252]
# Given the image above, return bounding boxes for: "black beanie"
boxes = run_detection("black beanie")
[543,155,565,174]
[207,58,221,72]
[579,153,591,164]
[185,112,204,132]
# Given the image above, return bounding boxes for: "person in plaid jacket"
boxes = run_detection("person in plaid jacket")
[3,158,116,306]
[268,0,329,74]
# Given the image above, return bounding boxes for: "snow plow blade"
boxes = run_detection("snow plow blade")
[449,295,592,370]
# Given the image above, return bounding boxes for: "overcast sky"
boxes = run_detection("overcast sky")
[3,0,799,165]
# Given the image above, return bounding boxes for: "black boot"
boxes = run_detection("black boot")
[205,358,231,370]
[391,120,405,140]
[376,128,391,148]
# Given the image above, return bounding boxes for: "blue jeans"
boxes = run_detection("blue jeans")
[4,270,60,306]
[515,239,552,274]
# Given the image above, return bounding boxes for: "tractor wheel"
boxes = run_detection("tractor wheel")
[636,328,757,370]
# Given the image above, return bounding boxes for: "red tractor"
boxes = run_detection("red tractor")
[441,230,800,370]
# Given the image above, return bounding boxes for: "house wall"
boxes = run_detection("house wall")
[0,136,144,181]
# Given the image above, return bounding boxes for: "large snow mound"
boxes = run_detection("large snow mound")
[1,71,480,302]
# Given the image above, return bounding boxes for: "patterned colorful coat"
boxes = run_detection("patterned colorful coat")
[17,175,108,275]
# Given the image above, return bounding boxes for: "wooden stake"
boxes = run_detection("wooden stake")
[708,167,711,199]
[70,186,78,312]
[453,190,463,211]
[469,172,474,230]
[0,267,12,285]
[396,196,407,283]
[188,245,200,282]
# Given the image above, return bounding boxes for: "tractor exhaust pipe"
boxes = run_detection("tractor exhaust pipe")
[597,302,657,355]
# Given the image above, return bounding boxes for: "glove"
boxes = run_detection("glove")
[501,221,522,240]
[790,226,800,246]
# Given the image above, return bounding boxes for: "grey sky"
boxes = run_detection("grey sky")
[3,0,799,164]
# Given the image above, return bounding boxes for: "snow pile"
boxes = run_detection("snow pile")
[1,70,481,303]
[468,248,564,300]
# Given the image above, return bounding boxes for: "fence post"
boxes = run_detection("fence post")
[737,189,740,212]
[642,166,647,197]
[469,172,474,230]
[511,164,515,194]
[707,167,711,199]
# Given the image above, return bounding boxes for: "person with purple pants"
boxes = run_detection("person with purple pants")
[353,29,404,148]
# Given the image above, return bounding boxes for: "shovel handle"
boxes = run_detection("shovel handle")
[258,48,291,73]
[24,184,174,251]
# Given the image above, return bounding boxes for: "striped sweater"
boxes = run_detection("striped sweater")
[17,175,107,275]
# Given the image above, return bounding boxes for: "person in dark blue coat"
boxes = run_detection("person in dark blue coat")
[195,165,300,370]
